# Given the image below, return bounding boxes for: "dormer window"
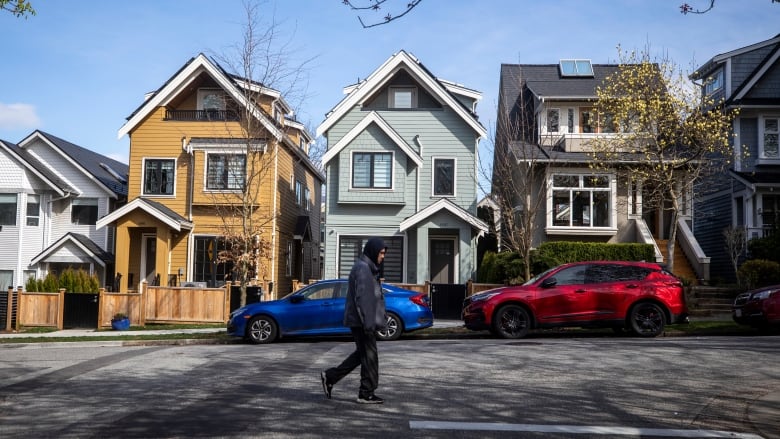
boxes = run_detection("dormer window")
[389,86,417,109]
[704,68,724,95]
[560,59,594,77]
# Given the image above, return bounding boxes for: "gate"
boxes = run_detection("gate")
[430,283,466,320]
[63,293,100,328]
[1,288,17,331]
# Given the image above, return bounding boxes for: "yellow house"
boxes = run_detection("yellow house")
[98,54,324,298]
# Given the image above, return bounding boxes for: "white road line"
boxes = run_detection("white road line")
[408,421,764,439]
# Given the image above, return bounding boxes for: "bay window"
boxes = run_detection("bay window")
[550,173,612,228]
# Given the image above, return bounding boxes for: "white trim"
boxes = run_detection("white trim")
[734,49,780,101]
[321,111,423,167]
[428,235,458,283]
[399,198,488,234]
[117,54,283,141]
[316,50,485,138]
[431,156,457,197]
[0,140,66,196]
[95,198,193,231]
[546,170,616,230]
[758,114,780,161]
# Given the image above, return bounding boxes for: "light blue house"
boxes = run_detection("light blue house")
[317,50,488,284]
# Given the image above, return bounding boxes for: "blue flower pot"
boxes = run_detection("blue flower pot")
[111,318,130,331]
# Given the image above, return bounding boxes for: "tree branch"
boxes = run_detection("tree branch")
[343,0,422,28]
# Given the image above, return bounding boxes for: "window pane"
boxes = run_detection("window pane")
[26,194,40,226]
[72,198,98,225]
[434,159,454,196]
[547,109,559,132]
[553,190,570,226]
[572,190,590,226]
[0,194,17,226]
[553,175,578,187]
[352,154,371,188]
[592,191,610,227]
[764,134,779,158]
[393,90,412,108]
[373,154,392,188]
[583,175,609,188]
[554,265,587,285]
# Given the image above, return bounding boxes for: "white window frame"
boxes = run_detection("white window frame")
[758,115,780,161]
[305,187,311,211]
[350,151,394,190]
[704,69,724,95]
[71,198,99,226]
[546,171,617,235]
[0,193,17,226]
[26,194,40,226]
[388,86,417,109]
[432,157,456,197]
[295,181,303,206]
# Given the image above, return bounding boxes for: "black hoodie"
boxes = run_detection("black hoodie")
[343,238,388,331]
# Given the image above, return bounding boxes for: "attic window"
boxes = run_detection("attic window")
[389,86,417,109]
[560,59,594,77]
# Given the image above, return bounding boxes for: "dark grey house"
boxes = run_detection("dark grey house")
[692,34,780,282]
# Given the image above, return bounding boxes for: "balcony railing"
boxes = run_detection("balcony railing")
[164,109,240,122]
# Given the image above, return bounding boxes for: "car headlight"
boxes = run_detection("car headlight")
[751,290,773,300]
[469,291,501,302]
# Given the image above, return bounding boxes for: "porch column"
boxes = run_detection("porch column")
[115,224,131,292]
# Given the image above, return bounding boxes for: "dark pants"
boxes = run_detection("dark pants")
[325,327,378,397]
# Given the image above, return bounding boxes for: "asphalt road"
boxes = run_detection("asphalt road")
[1,335,778,438]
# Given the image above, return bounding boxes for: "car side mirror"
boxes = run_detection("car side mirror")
[541,277,557,288]
[290,294,305,304]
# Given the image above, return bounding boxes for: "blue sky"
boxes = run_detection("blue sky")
[1,0,778,168]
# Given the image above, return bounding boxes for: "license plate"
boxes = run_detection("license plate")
[735,309,742,317]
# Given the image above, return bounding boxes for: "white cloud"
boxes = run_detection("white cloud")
[0,102,41,129]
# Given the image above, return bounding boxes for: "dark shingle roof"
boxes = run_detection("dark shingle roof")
[2,139,76,193]
[500,64,620,106]
[37,131,128,197]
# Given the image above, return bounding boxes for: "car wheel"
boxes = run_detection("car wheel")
[492,305,530,339]
[629,303,665,337]
[377,312,402,341]
[246,315,278,344]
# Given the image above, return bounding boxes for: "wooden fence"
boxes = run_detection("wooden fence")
[5,282,232,330]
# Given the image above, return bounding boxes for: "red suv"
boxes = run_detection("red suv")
[462,261,689,338]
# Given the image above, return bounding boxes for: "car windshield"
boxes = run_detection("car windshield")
[523,266,557,286]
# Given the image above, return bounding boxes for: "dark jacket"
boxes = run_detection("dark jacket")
[343,240,387,332]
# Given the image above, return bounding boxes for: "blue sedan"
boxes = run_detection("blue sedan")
[227,279,434,344]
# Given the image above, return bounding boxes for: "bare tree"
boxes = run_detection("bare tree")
[588,47,738,273]
[342,0,422,28]
[203,0,316,305]
[485,86,552,282]
[723,226,746,286]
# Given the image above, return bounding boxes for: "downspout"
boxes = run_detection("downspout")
[183,137,194,282]
[413,135,422,212]
[16,194,23,287]
[271,141,279,293]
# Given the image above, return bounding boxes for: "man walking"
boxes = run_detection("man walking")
[321,237,387,404]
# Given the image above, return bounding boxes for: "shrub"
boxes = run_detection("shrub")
[737,259,780,290]
[477,251,525,284]
[748,229,780,264]
[25,269,100,293]
[532,241,655,272]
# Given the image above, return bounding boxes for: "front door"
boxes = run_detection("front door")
[430,238,455,283]
[140,234,157,286]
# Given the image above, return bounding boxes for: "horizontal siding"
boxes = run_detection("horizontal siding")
[693,190,735,282]
[731,44,775,96]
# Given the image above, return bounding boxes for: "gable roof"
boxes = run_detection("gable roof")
[117,53,283,141]
[18,130,128,198]
[95,197,194,231]
[399,198,488,235]
[320,111,423,167]
[691,34,780,106]
[30,232,114,267]
[317,50,486,138]
[0,139,68,196]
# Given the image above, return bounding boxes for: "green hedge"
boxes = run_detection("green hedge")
[478,242,656,284]
[25,268,100,293]
[737,259,780,290]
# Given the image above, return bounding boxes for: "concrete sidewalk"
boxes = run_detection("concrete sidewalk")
[0,319,464,339]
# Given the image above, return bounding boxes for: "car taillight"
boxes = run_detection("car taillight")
[410,293,430,308]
